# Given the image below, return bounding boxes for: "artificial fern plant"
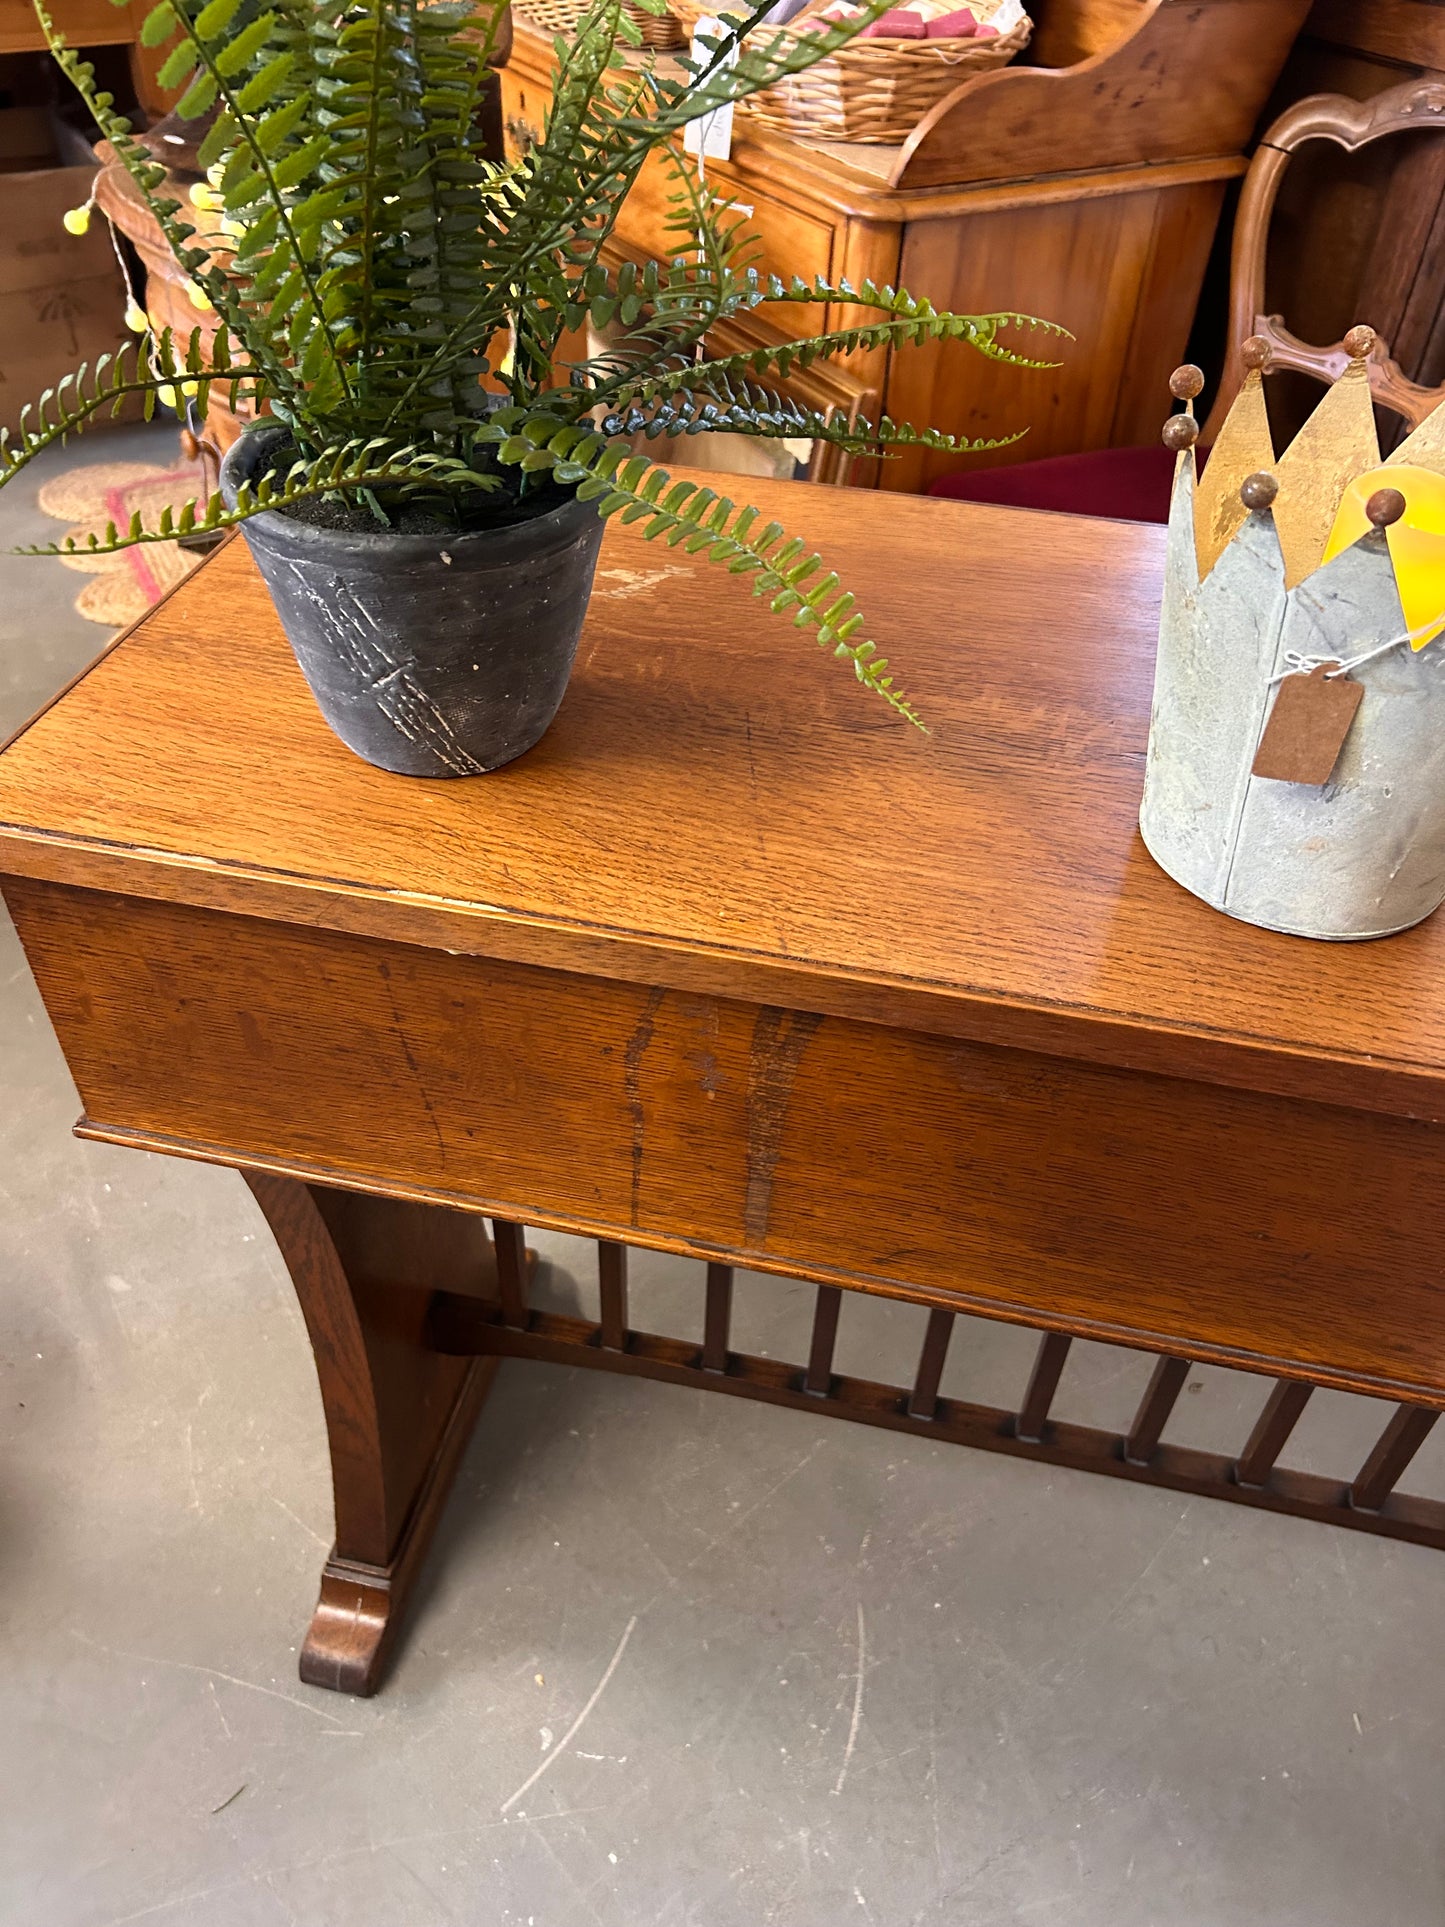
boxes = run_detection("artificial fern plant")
[8,0,1063,723]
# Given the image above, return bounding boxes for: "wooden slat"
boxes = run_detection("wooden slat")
[1015,1332,1072,1442]
[598,1240,629,1352]
[1235,1379,1313,1488]
[1126,1355,1192,1464]
[908,1307,955,1420]
[702,1262,733,1374]
[424,1294,1445,1555]
[491,1218,529,1327]
[1351,1404,1440,1512]
[804,1285,843,1396]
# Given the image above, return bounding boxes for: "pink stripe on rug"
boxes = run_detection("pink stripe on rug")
[103,466,202,607]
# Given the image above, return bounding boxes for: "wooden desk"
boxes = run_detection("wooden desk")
[4,483,1445,1698]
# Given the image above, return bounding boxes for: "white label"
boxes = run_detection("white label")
[986,0,1025,27]
[683,18,736,164]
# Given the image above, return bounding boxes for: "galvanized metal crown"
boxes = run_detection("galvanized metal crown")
[1140,337,1445,941]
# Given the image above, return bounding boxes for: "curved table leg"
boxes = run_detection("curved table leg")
[244,1172,505,1697]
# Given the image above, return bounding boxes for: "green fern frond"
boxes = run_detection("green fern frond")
[0,334,262,482]
[599,387,1027,459]
[16,439,499,556]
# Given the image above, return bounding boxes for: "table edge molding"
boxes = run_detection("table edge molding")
[4,836,1444,1121]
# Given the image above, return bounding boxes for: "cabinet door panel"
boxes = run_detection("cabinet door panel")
[883,182,1222,494]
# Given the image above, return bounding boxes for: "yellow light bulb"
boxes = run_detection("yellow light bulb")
[62,204,92,235]
[188,283,214,311]
[188,182,219,211]
[125,301,150,333]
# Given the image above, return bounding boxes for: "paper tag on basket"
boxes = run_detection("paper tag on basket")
[983,0,1025,26]
[1252,662,1365,785]
[684,19,736,163]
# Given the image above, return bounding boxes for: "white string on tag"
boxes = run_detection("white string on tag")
[1266,615,1445,686]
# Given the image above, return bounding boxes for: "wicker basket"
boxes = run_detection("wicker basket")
[513,0,588,32]
[518,0,688,48]
[625,0,688,49]
[671,3,1030,142]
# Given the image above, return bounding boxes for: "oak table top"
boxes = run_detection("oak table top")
[0,476,1442,1121]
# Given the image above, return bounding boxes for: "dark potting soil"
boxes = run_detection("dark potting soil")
[267,453,577,536]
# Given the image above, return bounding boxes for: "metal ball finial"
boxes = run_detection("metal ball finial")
[1242,335,1272,372]
[1162,414,1200,452]
[1240,471,1279,512]
[1169,364,1205,403]
[1367,486,1407,529]
[1345,324,1377,361]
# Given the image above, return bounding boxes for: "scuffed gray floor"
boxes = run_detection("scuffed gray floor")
[3,425,1445,1927]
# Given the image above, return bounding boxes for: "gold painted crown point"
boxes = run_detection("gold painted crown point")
[1270,347,1380,588]
[1387,395,1445,480]
[1193,358,1274,579]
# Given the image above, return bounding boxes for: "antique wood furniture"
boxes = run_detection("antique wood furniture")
[1254,2,1445,441]
[8,481,1445,1698]
[502,0,1313,490]
[931,78,1445,521]
[0,0,170,117]
[1204,78,1445,441]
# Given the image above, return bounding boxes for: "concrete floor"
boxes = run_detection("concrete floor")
[3,424,1445,1927]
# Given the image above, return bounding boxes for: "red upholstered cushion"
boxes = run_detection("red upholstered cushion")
[927,442,1206,525]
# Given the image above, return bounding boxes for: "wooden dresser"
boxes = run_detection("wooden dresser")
[502,0,1313,489]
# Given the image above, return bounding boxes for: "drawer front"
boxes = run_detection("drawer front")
[18,874,1445,1409]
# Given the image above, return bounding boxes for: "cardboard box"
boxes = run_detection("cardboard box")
[0,162,127,435]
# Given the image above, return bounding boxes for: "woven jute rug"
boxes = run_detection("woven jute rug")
[37,458,209,627]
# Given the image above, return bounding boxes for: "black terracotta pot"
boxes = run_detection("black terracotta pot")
[221,425,605,777]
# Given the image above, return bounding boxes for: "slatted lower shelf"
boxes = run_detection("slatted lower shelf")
[423,1229,1445,1555]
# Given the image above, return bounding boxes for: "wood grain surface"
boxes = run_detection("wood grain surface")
[10,464,1445,1696]
[1306,0,1445,68]
[11,874,1445,1405]
[5,479,1445,1120]
[896,0,1313,190]
[242,1174,501,1693]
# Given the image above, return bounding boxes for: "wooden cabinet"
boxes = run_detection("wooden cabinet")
[0,0,173,117]
[503,0,1313,489]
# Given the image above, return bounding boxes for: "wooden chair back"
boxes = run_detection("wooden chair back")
[1203,80,1445,444]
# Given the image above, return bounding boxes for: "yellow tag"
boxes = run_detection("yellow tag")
[1324,463,1445,650]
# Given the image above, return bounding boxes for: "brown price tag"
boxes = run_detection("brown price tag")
[1252,662,1365,785]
